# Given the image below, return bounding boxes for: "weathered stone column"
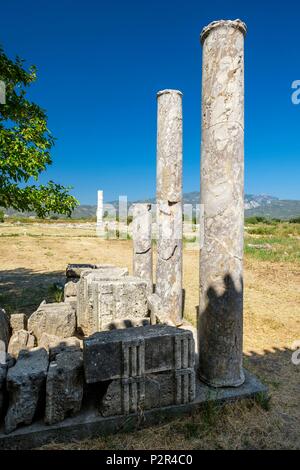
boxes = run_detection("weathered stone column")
[156,89,183,326]
[199,20,247,387]
[132,203,153,296]
[96,190,103,227]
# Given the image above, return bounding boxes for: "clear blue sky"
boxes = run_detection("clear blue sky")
[1,0,299,204]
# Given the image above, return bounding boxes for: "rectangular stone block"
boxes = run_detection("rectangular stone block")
[66,264,127,279]
[99,368,195,416]
[76,267,129,334]
[84,325,194,383]
[78,275,148,336]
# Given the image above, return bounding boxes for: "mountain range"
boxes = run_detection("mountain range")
[74,193,300,220]
[2,193,300,220]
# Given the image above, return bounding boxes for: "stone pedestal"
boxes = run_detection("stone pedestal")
[198,20,247,387]
[156,90,183,326]
[132,203,153,296]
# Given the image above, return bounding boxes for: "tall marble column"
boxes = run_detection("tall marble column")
[156,89,183,326]
[199,20,247,387]
[133,203,153,296]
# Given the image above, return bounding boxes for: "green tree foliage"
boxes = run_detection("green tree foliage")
[0,45,78,217]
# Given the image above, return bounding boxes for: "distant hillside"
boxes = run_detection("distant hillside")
[2,193,300,220]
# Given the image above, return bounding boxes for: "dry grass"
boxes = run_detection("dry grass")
[0,221,299,449]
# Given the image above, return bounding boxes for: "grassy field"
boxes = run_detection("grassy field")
[0,220,299,449]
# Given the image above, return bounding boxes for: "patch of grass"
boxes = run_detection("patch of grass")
[48,283,64,303]
[255,392,271,411]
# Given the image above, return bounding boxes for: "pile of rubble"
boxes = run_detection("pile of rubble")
[0,264,195,435]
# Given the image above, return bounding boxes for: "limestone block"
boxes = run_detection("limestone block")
[38,333,81,361]
[83,325,195,384]
[45,350,83,425]
[0,308,10,350]
[5,348,49,433]
[64,280,78,298]
[66,263,123,279]
[100,369,195,416]
[78,275,148,336]
[8,330,35,359]
[10,314,27,334]
[28,303,76,342]
[76,267,129,333]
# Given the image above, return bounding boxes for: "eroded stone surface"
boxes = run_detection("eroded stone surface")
[84,325,195,383]
[132,203,153,296]
[78,275,148,336]
[5,348,48,433]
[10,314,27,334]
[77,266,129,334]
[45,350,83,425]
[0,308,10,350]
[28,303,76,342]
[156,90,183,325]
[100,369,196,416]
[64,280,78,298]
[38,333,81,361]
[198,19,246,387]
[8,330,35,359]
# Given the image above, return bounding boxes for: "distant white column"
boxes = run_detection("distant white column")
[96,190,105,237]
[96,190,103,226]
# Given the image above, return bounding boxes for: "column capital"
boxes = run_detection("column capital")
[157,89,183,98]
[200,19,247,45]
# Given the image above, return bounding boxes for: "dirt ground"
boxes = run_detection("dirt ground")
[0,222,299,449]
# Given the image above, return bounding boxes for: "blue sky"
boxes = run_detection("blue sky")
[1,0,299,204]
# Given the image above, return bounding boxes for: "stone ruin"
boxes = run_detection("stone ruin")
[0,20,267,447]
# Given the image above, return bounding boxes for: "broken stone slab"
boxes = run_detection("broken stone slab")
[45,350,83,425]
[8,330,35,359]
[28,303,76,342]
[10,314,27,334]
[66,264,126,279]
[5,348,49,434]
[64,280,78,298]
[39,333,81,361]
[78,275,148,336]
[100,368,196,417]
[84,325,195,383]
[0,308,10,350]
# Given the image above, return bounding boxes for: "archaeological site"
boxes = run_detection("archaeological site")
[0,19,267,449]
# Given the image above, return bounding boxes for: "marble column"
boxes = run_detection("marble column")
[199,20,247,387]
[132,203,153,296]
[96,190,103,226]
[156,89,183,326]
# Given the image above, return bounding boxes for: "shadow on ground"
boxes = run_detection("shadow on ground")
[0,268,65,315]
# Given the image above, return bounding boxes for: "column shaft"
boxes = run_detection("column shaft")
[156,90,183,326]
[132,203,153,296]
[199,20,247,387]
